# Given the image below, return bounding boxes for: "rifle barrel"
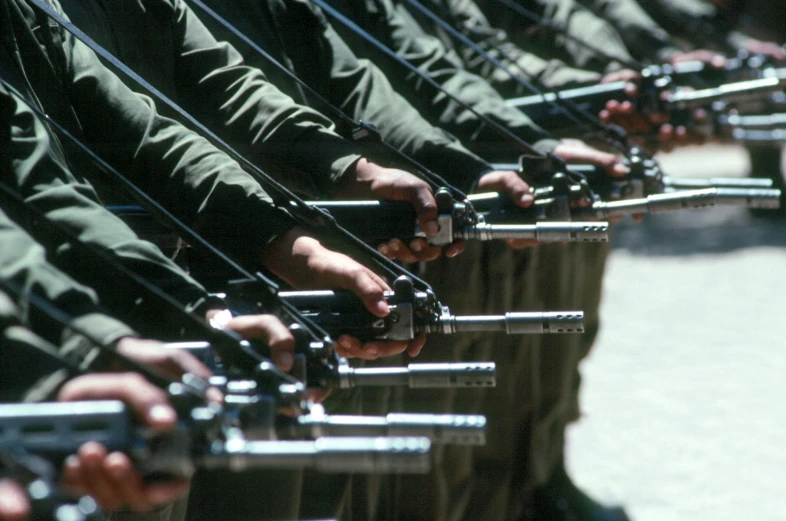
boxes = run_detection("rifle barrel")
[297,413,487,445]
[460,222,608,243]
[342,362,496,388]
[205,436,431,474]
[580,187,781,218]
[667,77,782,109]
[664,177,774,189]
[442,312,584,334]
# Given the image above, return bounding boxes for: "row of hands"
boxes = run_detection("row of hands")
[9,48,769,519]
[0,147,624,520]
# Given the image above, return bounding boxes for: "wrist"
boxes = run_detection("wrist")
[262,227,322,286]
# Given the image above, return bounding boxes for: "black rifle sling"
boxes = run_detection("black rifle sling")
[26,0,431,293]
[311,0,547,157]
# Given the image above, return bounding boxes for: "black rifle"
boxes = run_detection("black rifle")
[271,276,584,342]
[0,280,434,476]
[307,192,609,245]
[0,399,432,477]
[167,341,496,391]
[506,76,783,132]
[1,447,103,521]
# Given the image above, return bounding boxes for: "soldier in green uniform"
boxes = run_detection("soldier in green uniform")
[638,0,786,198]
[0,8,431,518]
[41,3,531,519]
[261,1,632,520]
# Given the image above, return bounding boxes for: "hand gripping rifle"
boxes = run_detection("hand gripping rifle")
[270,275,584,341]
[166,354,488,447]
[487,152,780,222]
[25,2,581,347]
[505,74,784,132]
[392,0,757,219]
[1,447,103,521]
[0,398,432,477]
[0,110,497,409]
[0,280,434,476]
[187,0,608,247]
[304,188,609,246]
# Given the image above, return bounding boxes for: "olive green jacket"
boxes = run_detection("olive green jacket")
[0,0,296,272]
[196,0,494,193]
[319,0,559,161]
[0,80,222,343]
[0,207,134,402]
[639,0,785,52]
[0,291,80,401]
[421,0,603,93]
[572,0,681,62]
[59,0,366,198]
[469,0,634,74]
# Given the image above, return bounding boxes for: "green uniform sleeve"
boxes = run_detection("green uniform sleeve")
[576,0,682,62]
[3,0,298,268]
[0,77,215,339]
[637,0,727,48]
[470,0,633,74]
[430,0,602,93]
[59,0,367,198]
[0,293,76,402]
[323,0,557,162]
[242,0,496,192]
[171,0,365,195]
[0,207,134,359]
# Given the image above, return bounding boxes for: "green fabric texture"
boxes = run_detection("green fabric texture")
[59,0,366,199]
[319,0,558,161]
[422,0,603,93]
[0,74,214,340]
[470,0,633,74]
[198,0,494,194]
[0,0,297,272]
[640,0,784,52]
[574,0,682,62]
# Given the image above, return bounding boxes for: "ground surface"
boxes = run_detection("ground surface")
[566,144,786,521]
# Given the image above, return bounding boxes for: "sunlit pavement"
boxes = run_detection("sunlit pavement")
[566,145,786,521]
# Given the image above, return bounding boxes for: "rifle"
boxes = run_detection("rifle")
[307,190,609,246]
[1,447,103,521]
[0,399,432,476]
[167,341,496,390]
[269,276,584,342]
[505,76,783,132]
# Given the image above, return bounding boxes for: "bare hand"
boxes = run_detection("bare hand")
[743,38,786,61]
[211,312,296,372]
[263,229,425,358]
[476,170,536,249]
[58,373,189,512]
[340,159,458,262]
[553,139,628,177]
[671,50,727,68]
[0,480,29,521]
[115,337,222,403]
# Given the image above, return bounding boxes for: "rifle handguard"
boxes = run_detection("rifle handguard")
[203,436,431,474]
[338,362,496,388]
[578,187,781,219]
[295,409,487,446]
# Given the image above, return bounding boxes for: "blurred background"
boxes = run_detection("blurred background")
[566,144,786,521]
